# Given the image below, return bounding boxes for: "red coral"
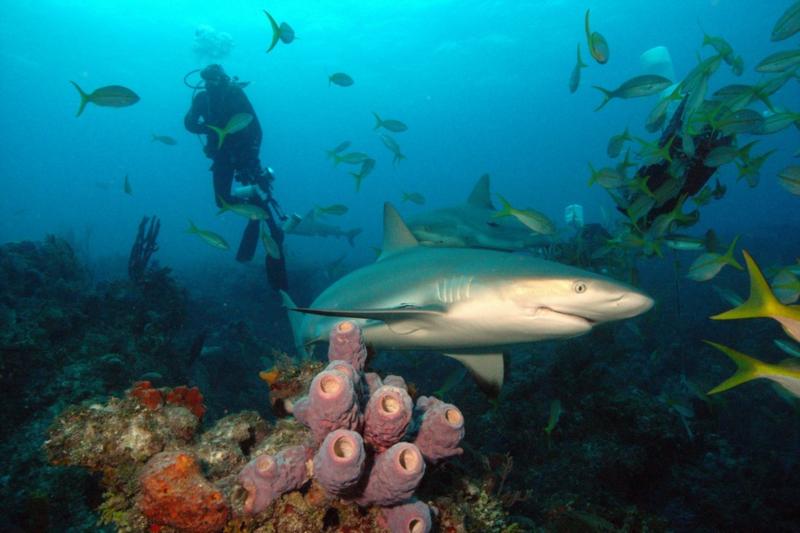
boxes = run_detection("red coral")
[138,452,229,533]
[166,385,206,419]
[131,381,163,411]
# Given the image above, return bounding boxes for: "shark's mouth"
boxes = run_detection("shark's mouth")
[535,307,595,327]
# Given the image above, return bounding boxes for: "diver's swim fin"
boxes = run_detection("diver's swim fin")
[267,254,288,291]
[236,219,260,262]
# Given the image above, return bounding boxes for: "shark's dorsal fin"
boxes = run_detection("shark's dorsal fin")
[444,352,506,397]
[467,174,494,209]
[380,203,418,259]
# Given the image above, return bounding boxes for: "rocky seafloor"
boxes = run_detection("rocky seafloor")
[1,236,799,532]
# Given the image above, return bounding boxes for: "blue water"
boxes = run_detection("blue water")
[2,0,796,278]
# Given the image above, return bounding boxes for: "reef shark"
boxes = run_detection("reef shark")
[281,204,653,394]
[405,173,552,251]
[286,209,362,246]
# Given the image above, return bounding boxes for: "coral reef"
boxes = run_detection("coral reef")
[42,321,475,532]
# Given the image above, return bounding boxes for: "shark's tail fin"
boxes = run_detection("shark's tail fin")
[347,228,362,247]
[280,290,309,360]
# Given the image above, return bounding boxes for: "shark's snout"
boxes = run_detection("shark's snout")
[614,290,654,319]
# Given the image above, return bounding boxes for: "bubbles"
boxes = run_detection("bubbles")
[193,25,234,60]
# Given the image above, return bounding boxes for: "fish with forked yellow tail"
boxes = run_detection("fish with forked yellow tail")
[584,9,609,64]
[705,341,800,398]
[569,43,588,93]
[594,75,673,112]
[207,113,253,149]
[494,194,555,235]
[771,1,800,41]
[711,250,800,342]
[70,81,139,117]
[264,10,295,52]
[187,220,229,250]
[687,236,743,282]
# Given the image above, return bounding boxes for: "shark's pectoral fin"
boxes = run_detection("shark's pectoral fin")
[290,305,445,322]
[444,352,506,397]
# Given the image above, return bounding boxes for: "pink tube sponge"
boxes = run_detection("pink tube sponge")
[382,499,433,533]
[327,320,367,372]
[293,368,361,443]
[313,429,366,496]
[238,445,311,514]
[413,396,465,464]
[364,385,413,452]
[356,442,425,507]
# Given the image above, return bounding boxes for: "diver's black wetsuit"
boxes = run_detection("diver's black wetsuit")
[184,78,288,291]
[623,97,733,230]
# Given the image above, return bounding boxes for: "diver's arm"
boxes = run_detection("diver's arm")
[184,92,210,134]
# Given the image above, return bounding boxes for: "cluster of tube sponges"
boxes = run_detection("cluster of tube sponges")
[238,321,465,532]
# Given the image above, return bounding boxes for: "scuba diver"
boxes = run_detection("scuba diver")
[184,64,289,292]
[619,96,732,231]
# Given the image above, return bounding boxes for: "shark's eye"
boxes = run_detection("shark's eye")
[573,281,588,294]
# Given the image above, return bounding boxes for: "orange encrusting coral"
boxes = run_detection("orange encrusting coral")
[166,385,206,419]
[130,381,163,410]
[138,451,229,533]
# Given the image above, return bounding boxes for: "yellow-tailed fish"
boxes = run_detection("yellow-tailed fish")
[372,112,408,133]
[687,235,743,282]
[325,140,351,159]
[711,250,800,342]
[704,340,800,398]
[607,127,631,158]
[593,75,672,111]
[187,220,229,250]
[588,163,624,188]
[755,49,800,73]
[775,338,800,359]
[264,10,294,52]
[736,149,776,187]
[151,134,177,145]
[432,367,467,400]
[402,192,426,205]
[329,72,354,87]
[753,111,800,135]
[771,1,800,41]
[584,9,609,64]
[124,174,133,195]
[494,194,555,235]
[712,284,744,307]
[701,31,733,62]
[634,134,675,165]
[704,140,758,168]
[569,43,588,93]
[217,196,269,220]
[260,222,281,259]
[379,133,406,165]
[70,81,140,117]
[544,399,563,442]
[334,151,371,166]
[208,113,253,149]
[349,158,376,192]
[773,268,800,304]
[715,108,765,135]
[645,85,681,133]
[778,165,800,195]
